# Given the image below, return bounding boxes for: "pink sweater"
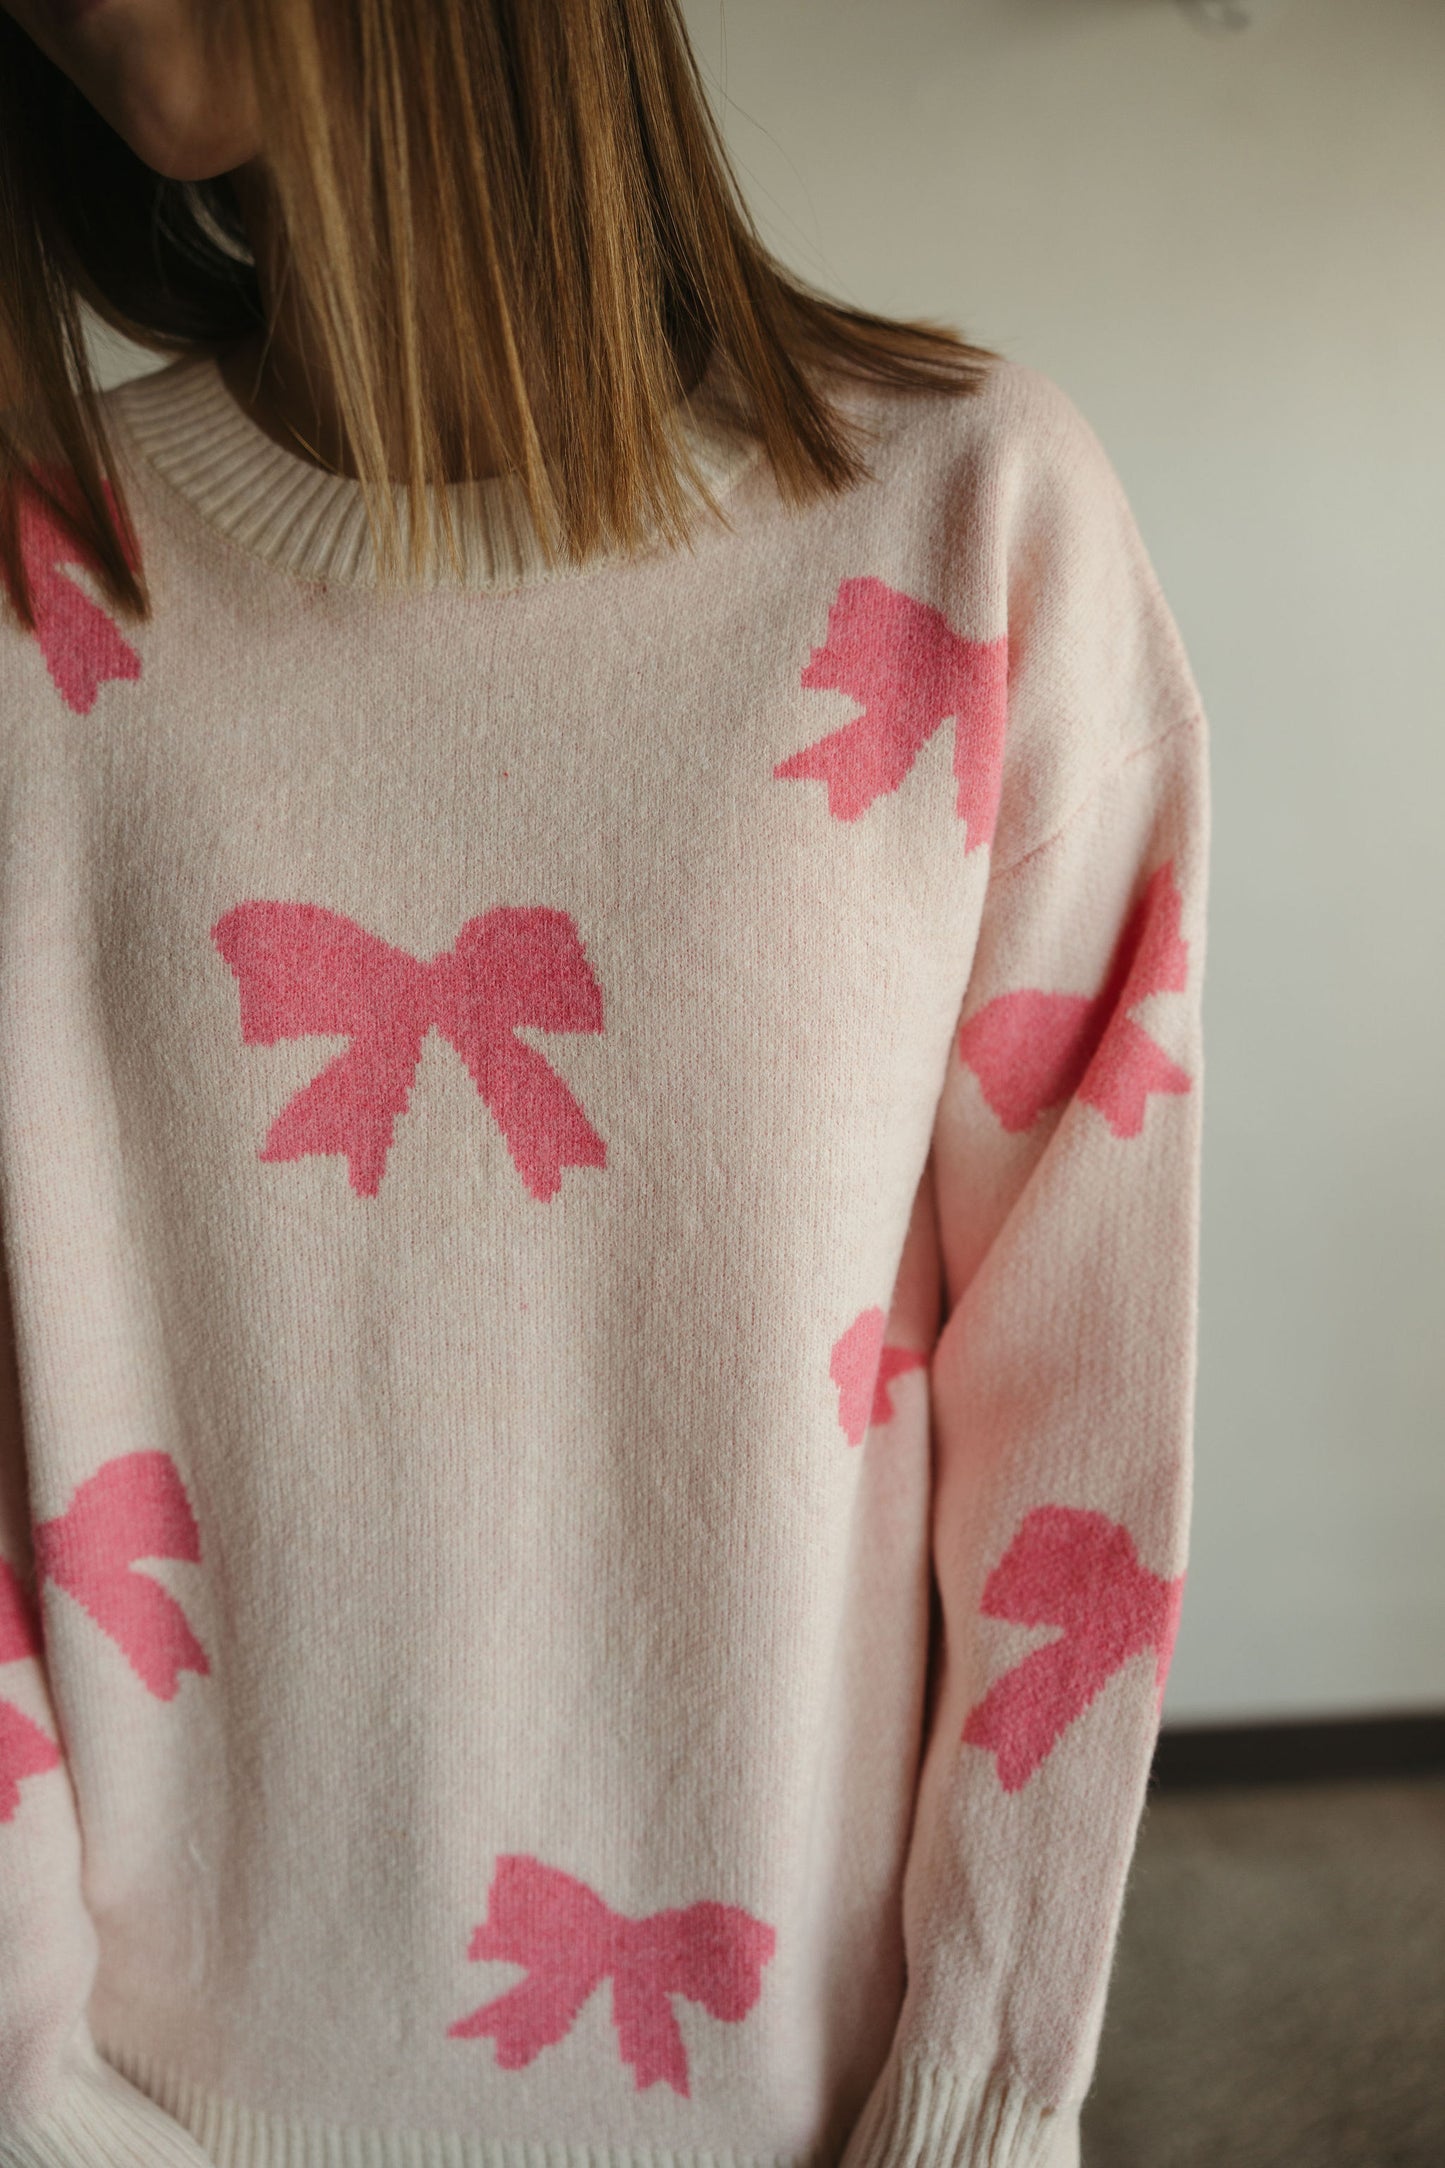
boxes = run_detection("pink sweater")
[0,346,1209,2168]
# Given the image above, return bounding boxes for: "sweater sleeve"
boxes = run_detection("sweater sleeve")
[0,1254,214,2167]
[839,389,1211,2168]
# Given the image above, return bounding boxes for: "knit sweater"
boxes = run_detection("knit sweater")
[0,343,1209,2168]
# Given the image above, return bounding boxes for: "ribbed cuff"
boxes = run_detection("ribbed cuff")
[0,2041,215,2168]
[836,2044,1079,2168]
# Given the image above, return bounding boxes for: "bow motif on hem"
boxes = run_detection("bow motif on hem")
[448,1853,776,2095]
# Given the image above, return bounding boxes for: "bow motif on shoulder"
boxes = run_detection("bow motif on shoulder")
[212,902,607,1199]
[774,575,1008,843]
[448,1853,776,2095]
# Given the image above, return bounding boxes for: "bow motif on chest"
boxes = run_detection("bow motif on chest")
[212,902,607,1199]
[3,466,142,714]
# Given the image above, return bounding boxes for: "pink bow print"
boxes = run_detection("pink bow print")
[448,1853,776,2095]
[957,859,1191,1138]
[211,902,607,1200]
[774,575,1008,844]
[32,1450,209,1702]
[2,464,142,715]
[830,1306,928,1445]
[961,1505,1184,1793]
[0,1559,63,1823]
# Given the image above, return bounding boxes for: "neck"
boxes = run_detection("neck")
[216,159,709,487]
[216,158,488,483]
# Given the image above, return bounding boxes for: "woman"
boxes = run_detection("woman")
[0,5,1209,2166]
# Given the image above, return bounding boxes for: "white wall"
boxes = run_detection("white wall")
[674,0,1445,1724]
[88,0,1445,1724]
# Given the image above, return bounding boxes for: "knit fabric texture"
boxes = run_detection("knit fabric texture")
[0,346,1209,2168]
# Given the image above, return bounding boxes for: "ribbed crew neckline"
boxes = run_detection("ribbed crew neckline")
[106,346,765,594]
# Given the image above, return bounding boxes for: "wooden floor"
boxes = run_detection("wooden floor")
[1080,1775,1445,2168]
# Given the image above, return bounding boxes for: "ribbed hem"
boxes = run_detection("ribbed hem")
[0,2039,215,2167]
[103,348,763,594]
[20,2038,1083,2168]
[835,2047,1078,2168]
[98,2039,837,2168]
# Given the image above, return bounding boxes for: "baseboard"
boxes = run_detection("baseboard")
[1148,1709,1445,1789]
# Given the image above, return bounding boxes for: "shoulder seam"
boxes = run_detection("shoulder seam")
[988,714,1203,886]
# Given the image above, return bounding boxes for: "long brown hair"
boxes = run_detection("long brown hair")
[0,0,1000,633]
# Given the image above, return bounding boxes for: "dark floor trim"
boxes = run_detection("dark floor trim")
[1148,1710,1445,1789]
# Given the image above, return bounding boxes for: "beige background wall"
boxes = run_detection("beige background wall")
[89,0,1445,1723]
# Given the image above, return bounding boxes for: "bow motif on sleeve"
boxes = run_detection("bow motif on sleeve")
[448,1853,776,2095]
[0,1560,63,1823]
[957,859,1192,1137]
[961,1504,1185,1793]
[774,575,1008,844]
[1,1451,208,1819]
[2,465,142,715]
[32,1451,209,1702]
[830,1305,927,1445]
[211,902,607,1199]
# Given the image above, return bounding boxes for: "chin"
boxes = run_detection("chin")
[127,130,260,182]
[21,0,260,179]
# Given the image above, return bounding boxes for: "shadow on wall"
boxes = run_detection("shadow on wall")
[973,0,1293,36]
